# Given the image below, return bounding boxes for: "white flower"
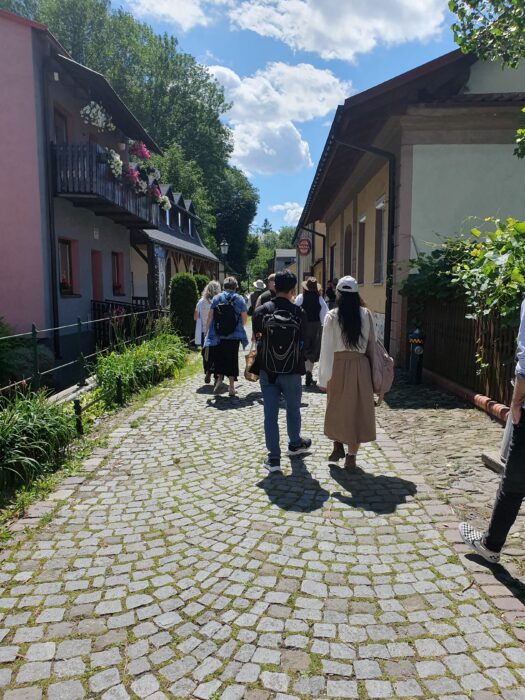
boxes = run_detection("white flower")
[159,195,171,211]
[80,101,116,132]
[106,149,123,178]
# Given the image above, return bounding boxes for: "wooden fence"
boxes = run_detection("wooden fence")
[421,299,518,406]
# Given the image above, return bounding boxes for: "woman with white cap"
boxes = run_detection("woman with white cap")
[318,276,376,469]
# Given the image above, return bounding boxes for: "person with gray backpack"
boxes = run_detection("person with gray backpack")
[252,270,311,473]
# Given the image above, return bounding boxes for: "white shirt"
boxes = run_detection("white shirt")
[516,299,525,377]
[194,297,211,346]
[294,294,329,325]
[318,307,371,388]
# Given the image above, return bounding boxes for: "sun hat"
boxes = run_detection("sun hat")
[336,276,358,293]
[253,279,265,290]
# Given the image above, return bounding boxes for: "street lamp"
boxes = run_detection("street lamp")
[220,239,229,256]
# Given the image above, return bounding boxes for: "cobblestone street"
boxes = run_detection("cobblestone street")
[1,364,525,699]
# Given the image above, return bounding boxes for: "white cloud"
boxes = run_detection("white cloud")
[210,62,349,175]
[269,201,304,225]
[127,0,448,61]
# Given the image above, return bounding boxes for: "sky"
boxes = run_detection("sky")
[121,1,458,230]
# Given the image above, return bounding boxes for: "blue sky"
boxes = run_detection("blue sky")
[122,1,457,230]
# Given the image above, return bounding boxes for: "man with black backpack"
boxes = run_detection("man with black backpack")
[252,270,312,473]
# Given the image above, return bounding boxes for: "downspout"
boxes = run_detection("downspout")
[41,58,60,356]
[333,138,396,352]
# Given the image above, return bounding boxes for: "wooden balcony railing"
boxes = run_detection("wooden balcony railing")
[52,144,159,228]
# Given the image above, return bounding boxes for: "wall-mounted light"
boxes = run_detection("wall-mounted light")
[53,72,60,82]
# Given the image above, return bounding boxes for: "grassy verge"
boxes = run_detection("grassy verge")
[0,349,201,545]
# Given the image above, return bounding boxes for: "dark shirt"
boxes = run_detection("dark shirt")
[252,296,307,376]
[325,286,336,302]
[301,290,321,322]
[256,289,276,308]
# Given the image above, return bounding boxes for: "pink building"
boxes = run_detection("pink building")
[0,9,217,360]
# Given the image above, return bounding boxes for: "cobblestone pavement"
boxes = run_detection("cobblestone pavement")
[376,373,525,560]
[1,365,525,699]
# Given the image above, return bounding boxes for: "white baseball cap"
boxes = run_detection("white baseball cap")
[336,276,358,293]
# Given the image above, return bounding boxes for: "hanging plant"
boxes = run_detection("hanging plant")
[106,149,123,178]
[128,140,151,160]
[159,195,171,211]
[80,101,115,132]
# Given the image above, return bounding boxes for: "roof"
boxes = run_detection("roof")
[143,229,219,262]
[298,49,476,228]
[55,55,161,154]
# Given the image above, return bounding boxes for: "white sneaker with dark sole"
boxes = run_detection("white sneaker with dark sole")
[459,522,500,564]
[263,457,282,474]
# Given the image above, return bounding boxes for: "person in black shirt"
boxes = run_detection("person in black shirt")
[253,270,312,473]
[325,279,337,310]
[255,273,276,309]
[295,277,329,385]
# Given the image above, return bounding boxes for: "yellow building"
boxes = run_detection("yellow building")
[294,50,525,364]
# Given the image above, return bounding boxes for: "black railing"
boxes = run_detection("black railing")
[52,144,159,228]
[91,299,153,348]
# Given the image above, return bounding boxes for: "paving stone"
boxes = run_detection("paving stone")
[131,674,160,698]
[326,680,358,697]
[47,680,85,700]
[89,667,121,693]
[4,690,42,700]
[16,661,51,683]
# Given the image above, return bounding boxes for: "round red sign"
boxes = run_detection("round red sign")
[297,238,311,256]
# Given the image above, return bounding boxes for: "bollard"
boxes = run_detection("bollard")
[73,399,83,436]
[408,328,425,384]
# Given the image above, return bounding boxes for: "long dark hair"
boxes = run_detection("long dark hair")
[336,292,365,348]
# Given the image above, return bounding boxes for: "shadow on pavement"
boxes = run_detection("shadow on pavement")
[382,370,475,411]
[329,465,417,515]
[205,391,264,409]
[465,554,525,605]
[258,458,330,513]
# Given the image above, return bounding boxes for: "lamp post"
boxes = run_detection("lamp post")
[219,238,229,282]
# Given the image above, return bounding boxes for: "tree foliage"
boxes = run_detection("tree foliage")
[400,218,525,327]
[247,222,297,281]
[449,0,525,157]
[169,273,198,340]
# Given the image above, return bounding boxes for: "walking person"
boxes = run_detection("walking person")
[318,276,376,470]
[294,277,329,386]
[248,279,265,316]
[325,279,338,310]
[460,298,525,563]
[204,276,248,397]
[252,269,312,473]
[255,273,276,309]
[194,280,221,384]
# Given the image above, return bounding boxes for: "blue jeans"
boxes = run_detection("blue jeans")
[260,371,302,460]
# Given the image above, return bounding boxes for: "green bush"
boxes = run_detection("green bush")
[0,392,75,491]
[169,273,198,339]
[96,333,187,406]
[193,274,210,295]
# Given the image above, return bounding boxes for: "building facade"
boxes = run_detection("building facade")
[295,50,525,362]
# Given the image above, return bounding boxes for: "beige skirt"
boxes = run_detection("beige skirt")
[324,351,376,446]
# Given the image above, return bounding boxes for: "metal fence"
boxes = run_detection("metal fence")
[421,299,518,406]
[0,306,166,396]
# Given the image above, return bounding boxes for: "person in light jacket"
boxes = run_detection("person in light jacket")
[194,280,221,384]
[318,276,376,470]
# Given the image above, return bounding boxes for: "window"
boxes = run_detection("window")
[53,109,68,145]
[59,239,73,294]
[374,199,385,284]
[357,218,366,284]
[112,252,125,295]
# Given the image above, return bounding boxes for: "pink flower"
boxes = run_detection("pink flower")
[125,165,140,185]
[151,184,161,202]
[129,141,150,160]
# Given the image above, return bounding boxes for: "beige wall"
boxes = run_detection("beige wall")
[467,59,525,94]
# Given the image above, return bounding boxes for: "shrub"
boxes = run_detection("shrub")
[193,274,210,295]
[96,332,187,406]
[169,273,198,339]
[0,392,75,491]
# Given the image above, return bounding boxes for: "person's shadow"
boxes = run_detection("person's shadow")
[329,465,417,515]
[258,458,330,513]
[205,391,265,410]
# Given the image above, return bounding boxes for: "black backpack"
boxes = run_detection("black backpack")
[213,294,238,336]
[260,303,302,375]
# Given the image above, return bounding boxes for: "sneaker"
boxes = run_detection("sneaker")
[305,371,313,386]
[263,456,282,473]
[288,438,312,457]
[459,522,500,564]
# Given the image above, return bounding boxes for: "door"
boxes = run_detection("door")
[91,250,103,301]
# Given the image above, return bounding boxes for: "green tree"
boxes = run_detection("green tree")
[277,226,296,248]
[449,0,525,156]
[169,273,198,339]
[214,167,259,277]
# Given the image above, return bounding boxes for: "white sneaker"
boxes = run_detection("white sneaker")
[459,522,500,564]
[263,456,282,473]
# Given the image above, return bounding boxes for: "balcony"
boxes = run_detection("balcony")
[52,144,159,229]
